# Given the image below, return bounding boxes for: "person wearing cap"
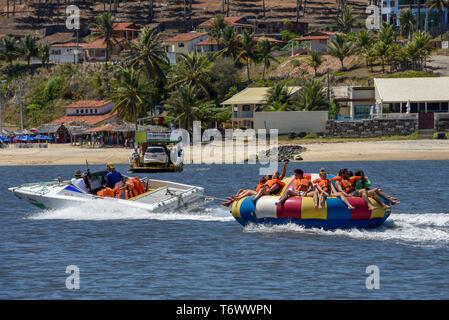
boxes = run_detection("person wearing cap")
[105,163,124,189]
[71,170,88,193]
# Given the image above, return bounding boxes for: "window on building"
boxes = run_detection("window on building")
[242,105,251,111]
[90,109,93,114]
[354,105,371,119]
[80,109,84,114]
[76,109,79,114]
[95,109,98,114]
[51,50,61,55]
[178,43,185,47]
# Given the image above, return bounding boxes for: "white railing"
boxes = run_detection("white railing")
[372,113,418,119]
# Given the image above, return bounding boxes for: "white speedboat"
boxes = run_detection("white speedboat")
[8,170,205,212]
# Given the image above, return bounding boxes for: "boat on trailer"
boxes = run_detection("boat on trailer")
[8,170,205,212]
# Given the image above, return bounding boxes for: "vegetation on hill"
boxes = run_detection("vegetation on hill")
[0,5,441,130]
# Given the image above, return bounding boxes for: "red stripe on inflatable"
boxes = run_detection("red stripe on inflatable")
[348,197,371,220]
[277,197,302,219]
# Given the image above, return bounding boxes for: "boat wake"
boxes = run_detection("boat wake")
[243,213,449,248]
[27,201,234,222]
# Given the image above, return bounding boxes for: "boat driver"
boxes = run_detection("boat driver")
[71,170,88,193]
[104,163,124,189]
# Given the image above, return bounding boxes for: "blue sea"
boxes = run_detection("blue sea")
[1,161,448,299]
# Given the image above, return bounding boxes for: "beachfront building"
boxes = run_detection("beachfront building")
[332,86,376,120]
[164,32,209,64]
[374,77,449,130]
[221,86,328,133]
[50,42,83,63]
[381,0,447,32]
[49,100,116,126]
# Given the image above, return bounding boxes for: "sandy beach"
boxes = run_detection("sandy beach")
[1,139,449,166]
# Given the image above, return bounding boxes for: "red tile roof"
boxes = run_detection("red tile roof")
[293,36,330,41]
[164,32,207,42]
[195,37,219,46]
[85,123,115,133]
[255,36,285,43]
[199,16,251,28]
[50,113,117,126]
[112,22,139,31]
[64,100,113,109]
[51,42,83,47]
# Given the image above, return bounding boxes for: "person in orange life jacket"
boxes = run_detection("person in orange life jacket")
[275,169,314,207]
[251,164,288,204]
[354,169,399,206]
[221,176,267,207]
[313,168,355,210]
[343,170,390,211]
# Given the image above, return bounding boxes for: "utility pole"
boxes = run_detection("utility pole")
[327,68,331,102]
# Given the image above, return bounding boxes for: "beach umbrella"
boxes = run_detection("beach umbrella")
[35,134,53,140]
[0,136,9,141]
[16,135,35,142]
[406,100,411,114]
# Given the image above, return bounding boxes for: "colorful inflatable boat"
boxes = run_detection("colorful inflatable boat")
[231,174,391,229]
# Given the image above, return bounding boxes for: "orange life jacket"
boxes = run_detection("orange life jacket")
[132,177,145,195]
[265,179,285,189]
[332,176,361,193]
[97,187,115,198]
[313,178,331,193]
[255,182,265,192]
[293,178,311,192]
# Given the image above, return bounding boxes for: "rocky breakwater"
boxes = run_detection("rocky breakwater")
[259,144,307,162]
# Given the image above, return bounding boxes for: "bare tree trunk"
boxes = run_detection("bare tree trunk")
[6,0,9,18]
[227,0,230,17]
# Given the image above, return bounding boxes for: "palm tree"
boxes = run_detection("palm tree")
[399,8,416,39]
[20,35,38,66]
[378,22,397,45]
[109,66,147,129]
[354,29,373,54]
[411,30,433,69]
[375,41,389,73]
[0,36,19,66]
[169,53,212,98]
[121,26,168,116]
[327,34,354,71]
[307,51,324,76]
[221,26,240,60]
[258,39,279,80]
[295,79,328,111]
[236,30,258,82]
[208,14,228,49]
[265,83,293,109]
[426,0,446,39]
[38,43,50,68]
[89,12,117,65]
[165,85,203,130]
[336,4,356,33]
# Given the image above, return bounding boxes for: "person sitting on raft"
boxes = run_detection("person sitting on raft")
[354,169,399,206]
[221,176,267,207]
[334,169,390,211]
[251,171,286,204]
[313,168,355,210]
[275,169,314,207]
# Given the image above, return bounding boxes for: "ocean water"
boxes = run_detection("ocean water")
[0,161,448,299]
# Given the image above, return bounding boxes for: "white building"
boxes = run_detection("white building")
[49,43,83,63]
[164,32,209,64]
[381,0,447,31]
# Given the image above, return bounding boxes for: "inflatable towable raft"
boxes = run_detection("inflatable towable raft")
[231,174,391,229]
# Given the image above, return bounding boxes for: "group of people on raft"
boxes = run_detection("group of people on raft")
[222,161,400,211]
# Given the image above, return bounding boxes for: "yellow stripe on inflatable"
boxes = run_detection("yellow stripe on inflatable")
[301,197,327,220]
[279,177,293,195]
[369,198,386,219]
[231,197,243,218]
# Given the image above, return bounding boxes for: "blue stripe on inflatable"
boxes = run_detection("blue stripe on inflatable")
[234,216,389,230]
[239,197,258,223]
[326,197,352,220]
